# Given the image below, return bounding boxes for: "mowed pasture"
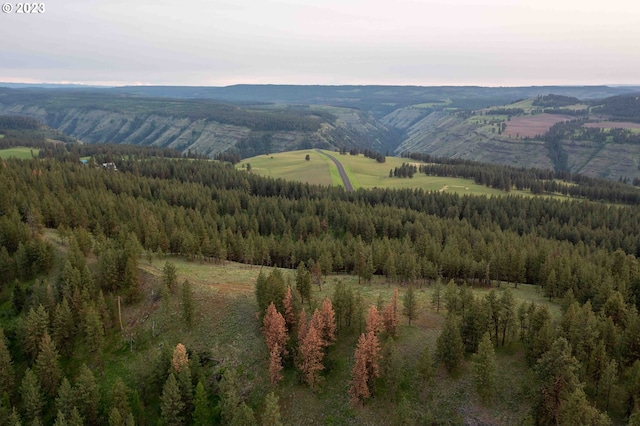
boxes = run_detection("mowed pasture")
[239,149,514,196]
[0,147,39,159]
[504,113,576,138]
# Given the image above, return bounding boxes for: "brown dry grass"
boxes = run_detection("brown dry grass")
[505,113,576,138]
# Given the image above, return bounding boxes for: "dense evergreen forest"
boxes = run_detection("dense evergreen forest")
[4,136,640,423]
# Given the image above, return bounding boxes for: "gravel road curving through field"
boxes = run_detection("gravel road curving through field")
[316,149,354,192]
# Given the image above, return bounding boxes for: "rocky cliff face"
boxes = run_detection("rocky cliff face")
[3,86,640,180]
[0,102,397,158]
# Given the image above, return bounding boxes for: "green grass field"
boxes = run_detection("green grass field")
[0,147,39,159]
[239,150,334,186]
[239,149,520,196]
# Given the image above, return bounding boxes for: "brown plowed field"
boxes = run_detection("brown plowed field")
[584,121,640,130]
[505,113,575,138]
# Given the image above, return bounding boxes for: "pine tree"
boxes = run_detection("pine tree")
[432,278,442,312]
[84,305,104,354]
[108,407,124,426]
[130,391,144,426]
[295,262,311,306]
[365,306,383,335]
[297,309,308,347]
[97,290,113,331]
[67,407,83,426]
[219,368,241,425]
[349,331,381,407]
[232,402,256,426]
[52,299,74,356]
[53,411,67,426]
[21,305,49,361]
[472,332,496,403]
[381,287,398,336]
[171,344,193,422]
[261,392,282,426]
[0,328,14,394]
[7,406,21,426]
[20,369,43,422]
[417,345,435,385]
[255,269,287,314]
[163,261,178,294]
[403,285,418,325]
[436,315,464,374]
[534,337,591,425]
[444,280,459,315]
[55,378,74,419]
[111,377,131,420]
[600,359,617,412]
[34,332,62,396]
[73,364,99,424]
[349,344,370,407]
[12,282,26,315]
[181,279,194,328]
[123,256,140,302]
[282,286,296,332]
[381,342,402,401]
[298,322,324,388]
[263,303,288,357]
[161,373,185,426]
[192,381,210,426]
[172,343,189,373]
[269,344,283,385]
[318,298,336,346]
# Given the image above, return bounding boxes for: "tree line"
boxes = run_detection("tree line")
[405,151,640,203]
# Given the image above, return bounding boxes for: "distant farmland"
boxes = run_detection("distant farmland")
[505,113,575,138]
[583,121,640,130]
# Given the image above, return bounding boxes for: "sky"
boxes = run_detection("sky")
[1,0,639,87]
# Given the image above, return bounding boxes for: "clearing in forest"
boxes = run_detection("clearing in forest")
[0,147,40,159]
[504,113,575,138]
[583,121,640,131]
[238,149,514,196]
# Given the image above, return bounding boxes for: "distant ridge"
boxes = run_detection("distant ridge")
[0,82,112,89]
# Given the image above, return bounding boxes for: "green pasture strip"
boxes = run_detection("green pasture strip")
[0,147,39,159]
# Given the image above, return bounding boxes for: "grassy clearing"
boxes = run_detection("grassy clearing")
[413,100,451,109]
[148,259,553,424]
[238,150,333,186]
[0,147,39,159]
[239,149,516,196]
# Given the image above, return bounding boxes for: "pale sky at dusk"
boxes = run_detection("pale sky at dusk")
[1,0,639,87]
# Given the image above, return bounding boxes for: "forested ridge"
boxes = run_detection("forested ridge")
[3,142,640,423]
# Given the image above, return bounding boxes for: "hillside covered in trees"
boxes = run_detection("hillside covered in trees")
[2,138,640,423]
[3,84,640,180]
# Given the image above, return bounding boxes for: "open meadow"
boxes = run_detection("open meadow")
[126,253,557,425]
[0,146,39,159]
[239,149,521,196]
